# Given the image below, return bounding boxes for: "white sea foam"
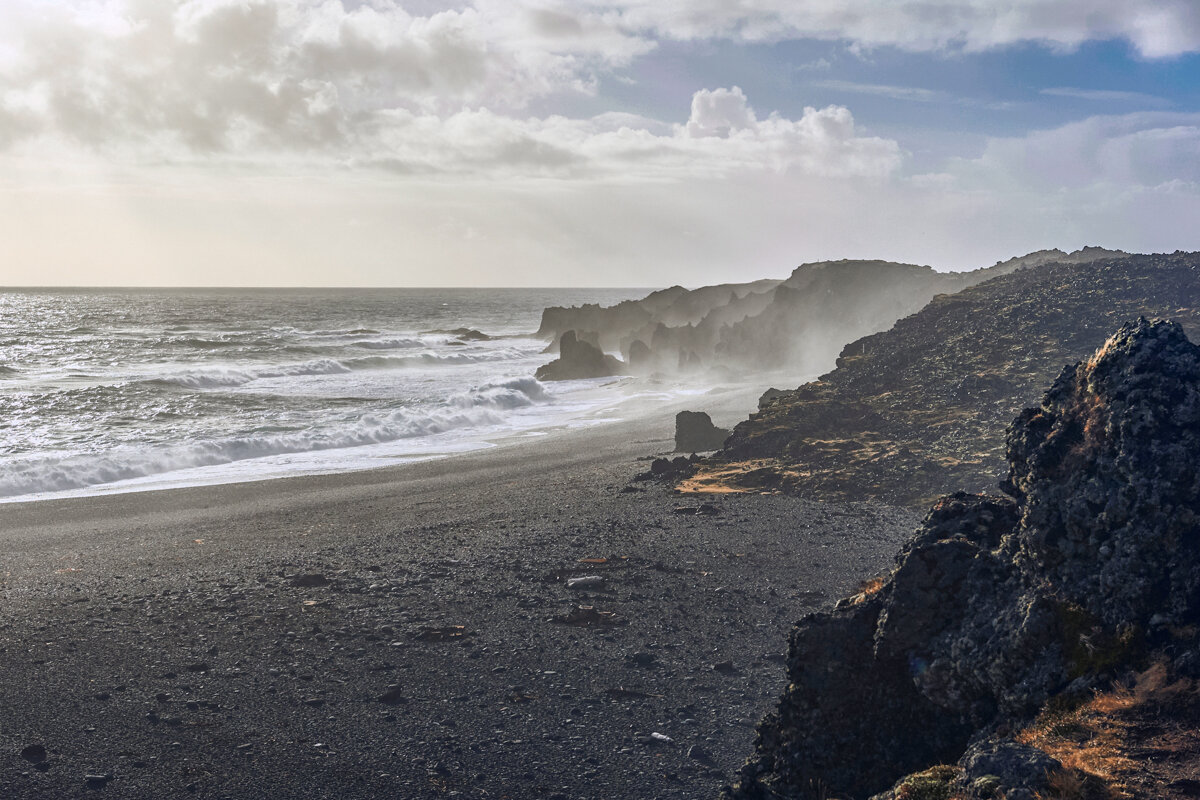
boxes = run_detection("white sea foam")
[151,350,522,389]
[0,377,553,498]
[351,337,424,350]
[0,287,651,502]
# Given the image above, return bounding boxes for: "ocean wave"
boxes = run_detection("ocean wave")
[0,377,551,497]
[0,365,19,377]
[351,337,424,350]
[149,350,522,389]
[448,376,548,410]
[307,328,380,336]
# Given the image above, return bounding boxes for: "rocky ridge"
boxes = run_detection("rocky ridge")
[536,248,1123,377]
[693,251,1200,507]
[724,319,1200,800]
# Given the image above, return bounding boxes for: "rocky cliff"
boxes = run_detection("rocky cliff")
[536,248,1123,377]
[693,251,1200,507]
[724,319,1200,800]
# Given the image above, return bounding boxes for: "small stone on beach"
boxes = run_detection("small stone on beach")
[378,685,407,705]
[20,744,46,764]
[84,773,113,789]
[290,574,331,588]
[566,576,604,590]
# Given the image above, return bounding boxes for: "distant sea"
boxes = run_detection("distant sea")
[0,287,652,502]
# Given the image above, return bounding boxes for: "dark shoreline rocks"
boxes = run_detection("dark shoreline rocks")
[537,249,1124,377]
[535,330,627,381]
[712,251,1200,507]
[725,319,1200,800]
[675,411,730,453]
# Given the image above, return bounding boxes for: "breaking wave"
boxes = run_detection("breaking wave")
[0,377,551,498]
[149,350,521,389]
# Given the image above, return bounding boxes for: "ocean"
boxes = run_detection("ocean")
[0,287,653,502]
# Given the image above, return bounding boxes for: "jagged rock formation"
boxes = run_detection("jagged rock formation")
[423,327,492,341]
[534,330,626,381]
[699,251,1200,507]
[674,411,730,453]
[724,319,1200,800]
[536,249,1124,376]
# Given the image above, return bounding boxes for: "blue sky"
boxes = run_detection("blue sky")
[591,37,1200,151]
[2,1,1200,286]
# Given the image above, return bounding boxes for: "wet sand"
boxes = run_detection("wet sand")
[0,387,919,799]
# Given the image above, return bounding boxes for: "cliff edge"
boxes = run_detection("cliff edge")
[725,319,1200,800]
[692,252,1200,507]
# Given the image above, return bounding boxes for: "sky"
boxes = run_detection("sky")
[2,2,1200,287]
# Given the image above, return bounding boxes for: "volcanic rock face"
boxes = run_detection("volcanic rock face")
[536,249,1124,377]
[534,330,626,381]
[674,411,730,453]
[710,251,1200,507]
[725,319,1200,800]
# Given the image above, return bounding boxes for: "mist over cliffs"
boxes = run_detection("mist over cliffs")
[537,247,1124,378]
[686,251,1200,507]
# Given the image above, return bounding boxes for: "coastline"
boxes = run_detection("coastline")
[0,374,756,507]
[0,381,919,799]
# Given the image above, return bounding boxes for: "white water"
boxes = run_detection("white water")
[0,287,666,503]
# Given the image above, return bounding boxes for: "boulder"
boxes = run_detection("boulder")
[423,327,492,341]
[725,319,1200,799]
[535,331,626,381]
[756,388,788,410]
[674,411,729,453]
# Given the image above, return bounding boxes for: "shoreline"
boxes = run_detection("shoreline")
[0,378,919,799]
[0,374,771,510]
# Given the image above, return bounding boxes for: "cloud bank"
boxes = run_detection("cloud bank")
[0,1,1198,286]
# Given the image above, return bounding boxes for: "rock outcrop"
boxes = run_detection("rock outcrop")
[674,411,730,453]
[724,319,1200,800]
[536,249,1124,377]
[534,330,626,381]
[700,251,1200,507]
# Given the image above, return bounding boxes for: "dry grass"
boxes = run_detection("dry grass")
[674,459,797,494]
[1020,661,1196,798]
[844,575,888,606]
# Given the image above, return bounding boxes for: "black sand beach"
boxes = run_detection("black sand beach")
[0,392,917,799]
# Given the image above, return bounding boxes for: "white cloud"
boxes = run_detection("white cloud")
[600,0,1200,57]
[0,2,901,182]
[685,86,757,137]
[1,2,1199,288]
[811,80,947,104]
[955,112,1200,189]
[0,0,653,155]
[356,91,902,180]
[1040,87,1171,107]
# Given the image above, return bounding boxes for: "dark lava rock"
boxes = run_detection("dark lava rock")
[378,685,407,705]
[19,744,46,764]
[639,455,696,482]
[84,773,113,790]
[674,411,730,453]
[716,251,1200,507]
[725,320,1200,800]
[290,573,331,588]
[756,388,788,410]
[959,739,1061,795]
[535,330,627,381]
[626,651,656,668]
[423,327,492,341]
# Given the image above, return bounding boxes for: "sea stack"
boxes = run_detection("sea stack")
[535,330,627,381]
[674,411,729,453]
